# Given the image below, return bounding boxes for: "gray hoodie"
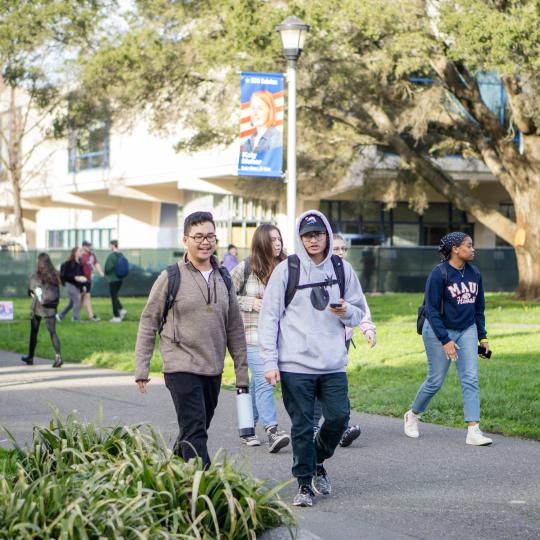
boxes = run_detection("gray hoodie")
[258,210,368,375]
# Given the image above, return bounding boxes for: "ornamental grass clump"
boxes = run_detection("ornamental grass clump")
[0,411,294,539]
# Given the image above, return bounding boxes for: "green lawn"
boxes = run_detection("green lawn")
[1,294,539,439]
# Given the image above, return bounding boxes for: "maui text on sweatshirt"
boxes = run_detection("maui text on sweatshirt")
[425,261,487,345]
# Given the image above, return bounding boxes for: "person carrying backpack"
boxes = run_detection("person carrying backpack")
[135,211,248,468]
[21,252,63,368]
[230,224,290,452]
[404,232,492,446]
[312,233,377,448]
[259,210,368,507]
[104,240,128,323]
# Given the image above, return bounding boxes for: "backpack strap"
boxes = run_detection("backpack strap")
[285,254,301,308]
[436,262,448,315]
[330,254,346,300]
[217,266,233,295]
[238,257,250,297]
[159,264,181,335]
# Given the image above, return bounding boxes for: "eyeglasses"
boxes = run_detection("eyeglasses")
[301,232,326,241]
[333,246,348,253]
[188,233,217,244]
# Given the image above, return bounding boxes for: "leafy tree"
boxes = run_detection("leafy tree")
[0,0,112,245]
[82,0,540,298]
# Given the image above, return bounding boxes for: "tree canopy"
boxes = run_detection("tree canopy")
[79,0,540,297]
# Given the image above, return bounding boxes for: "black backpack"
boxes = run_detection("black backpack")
[238,257,251,297]
[285,254,346,308]
[158,263,233,334]
[416,262,480,334]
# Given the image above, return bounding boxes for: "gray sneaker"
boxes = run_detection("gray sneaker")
[266,426,290,453]
[311,464,332,495]
[292,484,315,507]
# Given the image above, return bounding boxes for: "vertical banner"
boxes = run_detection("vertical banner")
[238,72,284,178]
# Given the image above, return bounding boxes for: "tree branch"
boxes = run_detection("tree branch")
[501,75,536,135]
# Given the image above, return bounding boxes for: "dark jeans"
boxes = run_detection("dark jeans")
[29,315,61,357]
[109,280,123,317]
[281,371,350,485]
[164,371,222,468]
[313,339,351,428]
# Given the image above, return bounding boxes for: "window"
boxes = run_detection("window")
[47,228,115,249]
[68,120,110,173]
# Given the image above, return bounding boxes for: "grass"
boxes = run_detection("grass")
[1,294,539,439]
[0,448,16,480]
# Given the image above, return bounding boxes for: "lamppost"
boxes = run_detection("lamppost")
[276,16,310,253]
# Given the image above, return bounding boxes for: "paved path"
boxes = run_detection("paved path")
[1,351,539,539]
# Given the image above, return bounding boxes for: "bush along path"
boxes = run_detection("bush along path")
[0,410,294,539]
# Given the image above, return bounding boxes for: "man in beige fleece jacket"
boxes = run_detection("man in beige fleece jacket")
[135,211,248,467]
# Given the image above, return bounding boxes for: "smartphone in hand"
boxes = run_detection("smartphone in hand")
[478,345,492,359]
[329,303,341,308]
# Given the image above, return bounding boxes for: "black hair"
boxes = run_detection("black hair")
[227,244,236,250]
[110,240,118,248]
[438,231,469,261]
[183,211,215,235]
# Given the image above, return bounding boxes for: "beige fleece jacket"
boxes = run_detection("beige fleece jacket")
[134,255,248,386]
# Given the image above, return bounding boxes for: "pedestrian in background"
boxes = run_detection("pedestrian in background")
[312,233,377,447]
[104,240,128,323]
[404,232,492,446]
[231,224,290,452]
[57,247,87,322]
[80,240,104,322]
[21,252,63,368]
[222,244,239,272]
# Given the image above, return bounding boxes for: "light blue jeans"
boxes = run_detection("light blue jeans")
[412,320,480,422]
[248,345,278,430]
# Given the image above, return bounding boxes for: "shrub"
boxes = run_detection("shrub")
[0,411,294,539]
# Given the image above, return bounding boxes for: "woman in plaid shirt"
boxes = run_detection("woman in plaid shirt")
[231,224,291,452]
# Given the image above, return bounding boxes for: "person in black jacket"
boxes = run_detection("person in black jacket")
[57,248,88,322]
[21,252,63,368]
[403,232,492,446]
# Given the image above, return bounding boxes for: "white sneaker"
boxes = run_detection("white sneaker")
[404,410,420,438]
[119,308,127,320]
[466,425,492,446]
[109,317,122,323]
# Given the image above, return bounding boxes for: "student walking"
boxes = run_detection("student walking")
[259,211,367,507]
[222,244,239,272]
[230,224,290,452]
[57,248,87,322]
[312,233,377,447]
[135,211,249,468]
[404,232,492,446]
[80,240,104,322]
[104,240,128,323]
[21,253,63,368]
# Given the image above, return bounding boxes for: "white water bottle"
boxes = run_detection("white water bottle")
[34,287,43,303]
[236,388,255,437]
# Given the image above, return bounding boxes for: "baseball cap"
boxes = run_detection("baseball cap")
[299,214,327,236]
[82,240,92,247]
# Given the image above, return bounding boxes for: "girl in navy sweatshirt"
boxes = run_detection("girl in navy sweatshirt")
[404,232,492,446]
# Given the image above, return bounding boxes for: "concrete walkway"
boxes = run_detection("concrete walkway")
[1,350,539,539]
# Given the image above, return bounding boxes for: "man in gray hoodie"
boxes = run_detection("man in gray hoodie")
[259,210,367,507]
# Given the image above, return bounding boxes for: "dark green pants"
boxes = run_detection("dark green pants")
[280,371,350,485]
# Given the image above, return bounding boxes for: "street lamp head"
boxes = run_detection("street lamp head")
[275,16,310,63]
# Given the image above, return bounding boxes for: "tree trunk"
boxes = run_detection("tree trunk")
[513,184,540,299]
[8,84,25,237]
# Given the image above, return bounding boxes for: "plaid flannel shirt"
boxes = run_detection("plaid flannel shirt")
[230,260,266,346]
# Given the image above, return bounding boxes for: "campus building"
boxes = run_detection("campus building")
[0,76,513,251]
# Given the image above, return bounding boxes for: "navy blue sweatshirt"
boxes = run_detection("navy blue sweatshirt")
[425,261,487,345]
